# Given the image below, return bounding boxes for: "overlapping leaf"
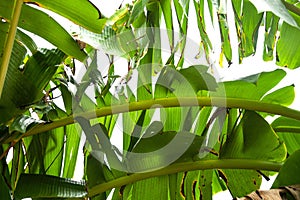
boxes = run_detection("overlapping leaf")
[249,0,297,27]
[220,111,286,161]
[272,149,300,188]
[0,48,65,124]
[0,0,86,61]
[276,22,300,69]
[212,69,295,107]
[272,117,300,155]
[14,173,87,199]
[23,0,106,33]
[219,110,286,196]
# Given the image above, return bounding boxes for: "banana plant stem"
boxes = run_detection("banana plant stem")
[88,159,283,197]
[7,97,297,143]
[0,0,23,97]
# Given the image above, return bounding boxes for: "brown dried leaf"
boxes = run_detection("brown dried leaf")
[235,184,300,200]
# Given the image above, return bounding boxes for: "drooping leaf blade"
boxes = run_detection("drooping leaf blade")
[261,85,295,106]
[221,169,261,198]
[62,124,81,178]
[0,1,86,61]
[276,22,300,69]
[131,176,169,199]
[14,174,87,199]
[249,0,298,27]
[0,48,65,123]
[232,0,263,59]
[23,0,106,33]
[272,117,300,155]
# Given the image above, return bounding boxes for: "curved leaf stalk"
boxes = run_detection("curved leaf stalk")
[282,1,300,17]
[8,97,300,143]
[0,0,23,97]
[273,126,300,133]
[88,159,283,197]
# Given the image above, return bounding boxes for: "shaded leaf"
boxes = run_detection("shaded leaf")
[179,65,218,92]
[0,145,11,200]
[126,122,204,172]
[10,115,43,134]
[14,174,87,199]
[11,141,25,191]
[0,48,65,123]
[0,173,11,200]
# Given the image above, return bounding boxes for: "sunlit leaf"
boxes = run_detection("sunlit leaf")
[272,117,300,155]
[0,1,86,61]
[212,170,227,195]
[62,124,81,178]
[220,111,286,162]
[249,0,298,27]
[160,0,174,49]
[26,127,65,176]
[212,69,288,101]
[23,0,106,33]
[261,85,295,106]
[193,0,213,58]
[218,13,232,64]
[15,29,38,54]
[168,173,185,200]
[263,13,279,61]
[232,1,263,59]
[276,22,300,69]
[131,176,169,199]
[128,0,150,25]
[222,169,261,198]
[272,149,300,188]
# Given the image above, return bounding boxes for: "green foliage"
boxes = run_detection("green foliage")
[0,0,300,199]
[272,149,300,188]
[14,174,87,199]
